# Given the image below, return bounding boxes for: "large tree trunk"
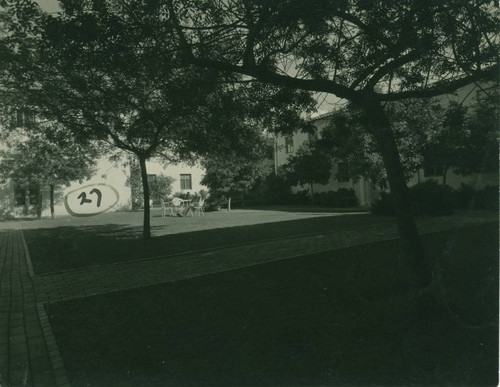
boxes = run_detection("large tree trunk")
[138,156,151,239]
[362,99,431,289]
[50,184,55,219]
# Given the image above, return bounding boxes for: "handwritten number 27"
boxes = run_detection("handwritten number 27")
[78,189,102,207]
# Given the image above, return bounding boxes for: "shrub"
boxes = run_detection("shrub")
[410,180,454,215]
[263,174,292,205]
[371,180,454,216]
[453,183,476,209]
[313,191,335,206]
[172,191,191,200]
[312,189,359,207]
[473,185,498,210]
[370,191,394,216]
[198,189,209,200]
[149,175,175,206]
[290,189,310,204]
[332,188,359,207]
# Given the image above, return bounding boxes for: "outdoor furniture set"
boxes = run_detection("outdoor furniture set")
[160,197,205,217]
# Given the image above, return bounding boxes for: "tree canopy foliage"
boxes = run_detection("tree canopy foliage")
[319,87,499,187]
[167,0,499,284]
[282,142,332,203]
[2,0,314,237]
[0,122,98,218]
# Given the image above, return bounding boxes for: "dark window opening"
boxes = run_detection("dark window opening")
[423,163,443,177]
[180,174,192,190]
[12,108,35,128]
[14,183,38,206]
[285,136,294,154]
[336,162,350,182]
[308,131,318,144]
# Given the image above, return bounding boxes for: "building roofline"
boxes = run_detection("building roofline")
[308,110,336,122]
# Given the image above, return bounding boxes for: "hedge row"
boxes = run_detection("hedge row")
[371,180,498,216]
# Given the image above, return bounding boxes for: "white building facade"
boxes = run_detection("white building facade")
[274,112,379,207]
[0,154,207,219]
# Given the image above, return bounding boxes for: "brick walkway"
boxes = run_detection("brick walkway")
[0,213,495,386]
[0,225,69,387]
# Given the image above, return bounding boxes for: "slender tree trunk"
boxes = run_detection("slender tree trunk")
[50,184,55,219]
[227,197,231,211]
[310,182,314,205]
[138,156,151,239]
[24,188,29,216]
[442,166,448,187]
[36,184,42,220]
[362,99,431,289]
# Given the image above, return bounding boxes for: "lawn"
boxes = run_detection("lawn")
[47,223,498,387]
[21,209,388,273]
[21,208,496,274]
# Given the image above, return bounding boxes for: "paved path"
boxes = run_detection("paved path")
[0,226,69,387]
[0,213,495,386]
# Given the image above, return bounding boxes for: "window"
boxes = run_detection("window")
[308,131,318,144]
[14,184,38,206]
[285,136,294,153]
[180,174,192,190]
[336,162,350,182]
[12,108,34,128]
[423,162,443,177]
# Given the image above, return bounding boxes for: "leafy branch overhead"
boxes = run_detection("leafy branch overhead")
[168,0,498,101]
[165,0,498,285]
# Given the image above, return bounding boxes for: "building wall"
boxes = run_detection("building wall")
[274,83,497,207]
[0,180,16,219]
[0,155,208,219]
[40,156,132,218]
[274,113,378,206]
[145,159,207,195]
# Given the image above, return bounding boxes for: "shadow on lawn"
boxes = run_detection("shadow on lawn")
[24,215,388,274]
[48,223,499,387]
[241,205,367,213]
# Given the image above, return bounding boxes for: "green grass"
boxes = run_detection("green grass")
[48,223,498,387]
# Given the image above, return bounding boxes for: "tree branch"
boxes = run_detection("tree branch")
[378,65,498,101]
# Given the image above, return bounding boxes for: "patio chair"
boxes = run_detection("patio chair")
[160,198,175,217]
[170,197,184,216]
[160,199,167,217]
[191,197,205,216]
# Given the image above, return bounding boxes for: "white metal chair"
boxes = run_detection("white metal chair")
[191,197,205,216]
[162,197,183,216]
[160,198,168,217]
[170,197,184,216]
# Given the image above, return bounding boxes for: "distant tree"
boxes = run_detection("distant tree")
[460,89,499,175]
[320,87,498,192]
[0,122,98,218]
[425,89,499,185]
[201,155,270,209]
[282,143,332,204]
[318,98,443,187]
[149,175,175,206]
[423,102,469,186]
